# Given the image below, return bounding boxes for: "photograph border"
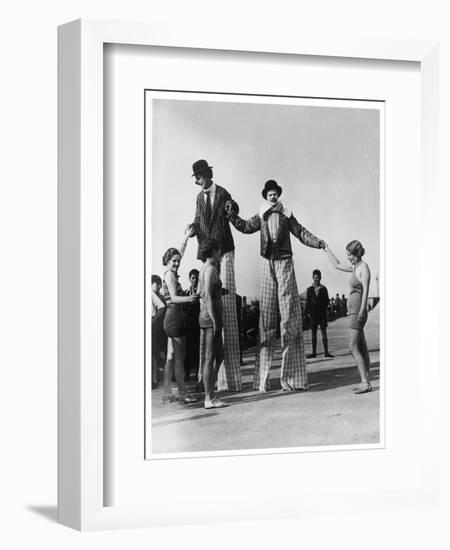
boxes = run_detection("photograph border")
[58,18,439,530]
[144,89,385,460]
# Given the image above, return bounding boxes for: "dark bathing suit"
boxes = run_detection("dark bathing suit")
[347,270,368,331]
[162,271,187,338]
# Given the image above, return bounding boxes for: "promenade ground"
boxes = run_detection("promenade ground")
[149,306,380,455]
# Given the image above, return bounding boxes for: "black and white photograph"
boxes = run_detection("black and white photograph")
[3,0,447,541]
[146,91,382,458]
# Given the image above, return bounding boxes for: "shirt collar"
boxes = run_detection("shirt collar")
[203,182,216,194]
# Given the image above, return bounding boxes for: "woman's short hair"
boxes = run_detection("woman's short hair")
[151,274,162,285]
[312,269,322,278]
[199,239,220,262]
[188,268,199,278]
[162,247,181,266]
[346,240,365,258]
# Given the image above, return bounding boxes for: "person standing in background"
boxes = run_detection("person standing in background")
[334,293,342,314]
[151,275,167,389]
[305,269,333,359]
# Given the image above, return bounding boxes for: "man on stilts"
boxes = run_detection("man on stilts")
[188,159,242,391]
[226,180,325,392]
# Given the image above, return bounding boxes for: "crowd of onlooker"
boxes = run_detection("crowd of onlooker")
[327,293,348,319]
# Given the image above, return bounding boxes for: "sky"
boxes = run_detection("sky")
[149,95,381,300]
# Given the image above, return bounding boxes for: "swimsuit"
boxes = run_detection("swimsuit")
[162,271,187,338]
[347,270,367,331]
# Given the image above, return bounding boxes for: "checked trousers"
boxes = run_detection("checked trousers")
[254,257,308,392]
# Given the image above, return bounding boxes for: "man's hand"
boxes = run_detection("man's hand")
[185,224,196,238]
[225,199,239,216]
[318,239,326,249]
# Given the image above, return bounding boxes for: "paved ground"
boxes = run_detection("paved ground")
[149,307,380,455]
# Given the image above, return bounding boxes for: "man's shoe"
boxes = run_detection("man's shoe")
[306,353,317,359]
[324,352,334,358]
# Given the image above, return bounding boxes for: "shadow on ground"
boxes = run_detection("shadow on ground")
[27,505,57,523]
[308,363,380,392]
[174,363,380,413]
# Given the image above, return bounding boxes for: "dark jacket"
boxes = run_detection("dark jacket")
[191,184,237,259]
[306,285,330,320]
[228,208,321,260]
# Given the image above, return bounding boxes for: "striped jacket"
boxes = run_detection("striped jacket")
[191,184,237,259]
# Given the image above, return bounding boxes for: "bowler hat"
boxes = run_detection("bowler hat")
[262,179,282,199]
[192,159,213,176]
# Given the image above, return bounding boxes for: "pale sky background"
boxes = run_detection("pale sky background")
[149,96,380,301]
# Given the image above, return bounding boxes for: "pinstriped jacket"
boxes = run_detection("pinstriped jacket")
[190,184,238,260]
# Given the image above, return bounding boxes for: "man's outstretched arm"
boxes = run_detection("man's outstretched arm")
[289,214,325,249]
[225,200,261,234]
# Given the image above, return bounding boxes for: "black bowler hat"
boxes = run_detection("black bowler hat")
[262,179,282,199]
[192,159,213,176]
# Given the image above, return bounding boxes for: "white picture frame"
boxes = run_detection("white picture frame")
[58,18,439,530]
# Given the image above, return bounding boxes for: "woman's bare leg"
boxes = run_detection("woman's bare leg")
[359,330,371,380]
[202,328,227,405]
[163,338,175,397]
[172,336,187,396]
[213,332,225,391]
[349,329,369,385]
[202,328,216,403]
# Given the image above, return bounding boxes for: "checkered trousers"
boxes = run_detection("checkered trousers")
[197,251,242,391]
[253,257,308,391]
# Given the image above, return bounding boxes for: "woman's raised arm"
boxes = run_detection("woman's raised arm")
[178,226,195,259]
[324,244,353,273]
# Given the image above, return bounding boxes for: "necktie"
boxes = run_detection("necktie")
[204,190,212,226]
